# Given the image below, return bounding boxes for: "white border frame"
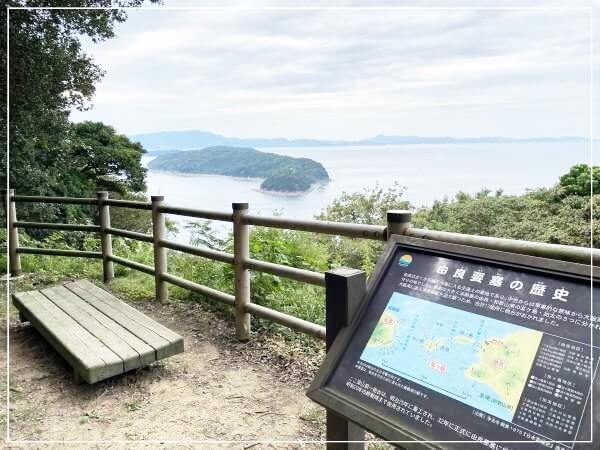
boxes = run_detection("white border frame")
[4,3,595,447]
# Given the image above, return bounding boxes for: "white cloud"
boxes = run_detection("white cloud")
[70,4,594,139]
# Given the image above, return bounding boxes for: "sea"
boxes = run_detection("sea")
[142,142,590,243]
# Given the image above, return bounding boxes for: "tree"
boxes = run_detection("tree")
[314,167,597,270]
[316,183,412,272]
[67,121,146,194]
[412,173,598,248]
[1,1,156,223]
[558,164,600,197]
[317,182,410,224]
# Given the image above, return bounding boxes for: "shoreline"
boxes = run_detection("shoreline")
[256,180,329,197]
[148,169,262,182]
[148,169,329,195]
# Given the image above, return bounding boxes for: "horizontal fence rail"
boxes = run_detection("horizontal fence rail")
[159,204,233,222]
[405,227,597,266]
[161,272,236,306]
[108,255,155,276]
[244,258,326,286]
[17,247,102,259]
[106,227,153,243]
[102,199,152,210]
[244,214,387,240]
[12,195,97,205]
[159,239,235,264]
[4,189,598,342]
[244,302,326,339]
[15,221,101,233]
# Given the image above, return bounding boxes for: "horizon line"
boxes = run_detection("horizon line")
[128,129,591,142]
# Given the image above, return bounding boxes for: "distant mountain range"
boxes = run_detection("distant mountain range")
[129,129,588,152]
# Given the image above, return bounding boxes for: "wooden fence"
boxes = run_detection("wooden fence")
[3,189,598,342]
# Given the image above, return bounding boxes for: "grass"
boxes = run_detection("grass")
[299,406,326,426]
[109,270,155,301]
[124,398,143,412]
[80,410,101,424]
[2,226,330,343]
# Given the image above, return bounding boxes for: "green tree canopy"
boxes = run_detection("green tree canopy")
[67,121,146,194]
[316,183,411,272]
[312,165,597,275]
[412,166,598,248]
[1,1,156,223]
[317,183,410,224]
[558,164,600,196]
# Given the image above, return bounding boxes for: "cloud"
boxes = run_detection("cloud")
[70,4,593,139]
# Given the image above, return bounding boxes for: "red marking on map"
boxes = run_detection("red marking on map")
[490,358,507,369]
[383,316,393,324]
[428,360,447,373]
[491,339,504,346]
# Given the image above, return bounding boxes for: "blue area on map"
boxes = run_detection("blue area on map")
[360,292,539,422]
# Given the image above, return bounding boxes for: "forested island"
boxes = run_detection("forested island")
[147,146,330,193]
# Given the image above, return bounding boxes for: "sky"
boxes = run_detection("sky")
[69,0,597,140]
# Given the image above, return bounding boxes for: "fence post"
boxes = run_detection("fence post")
[232,202,251,341]
[4,189,22,277]
[386,209,412,237]
[325,267,366,450]
[151,195,168,302]
[97,191,114,283]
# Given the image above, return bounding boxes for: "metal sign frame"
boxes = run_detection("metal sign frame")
[307,235,598,448]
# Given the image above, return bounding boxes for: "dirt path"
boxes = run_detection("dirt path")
[4,280,329,449]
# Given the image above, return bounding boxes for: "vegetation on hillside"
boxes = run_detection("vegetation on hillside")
[2,165,595,341]
[2,1,155,225]
[148,146,330,193]
[313,165,597,272]
[412,163,598,247]
[260,170,314,192]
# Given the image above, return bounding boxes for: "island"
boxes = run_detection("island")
[147,146,330,194]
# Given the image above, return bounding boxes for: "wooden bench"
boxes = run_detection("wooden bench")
[12,280,184,384]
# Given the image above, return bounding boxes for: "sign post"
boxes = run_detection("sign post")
[325,268,367,450]
[310,235,598,449]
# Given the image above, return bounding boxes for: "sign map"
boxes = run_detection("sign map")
[361,292,543,423]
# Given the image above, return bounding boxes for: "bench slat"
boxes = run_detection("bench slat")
[13,291,124,383]
[69,280,183,344]
[65,281,180,359]
[41,286,156,371]
[66,280,184,358]
[25,291,123,369]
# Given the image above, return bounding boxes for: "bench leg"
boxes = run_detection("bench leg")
[18,312,28,323]
[73,370,84,385]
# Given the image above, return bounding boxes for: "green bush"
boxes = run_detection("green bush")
[412,186,598,247]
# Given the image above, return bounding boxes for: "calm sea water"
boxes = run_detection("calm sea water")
[143,143,589,243]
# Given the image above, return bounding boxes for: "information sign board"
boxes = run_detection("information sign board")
[308,236,599,449]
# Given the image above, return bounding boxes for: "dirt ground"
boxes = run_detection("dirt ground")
[1,277,338,449]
